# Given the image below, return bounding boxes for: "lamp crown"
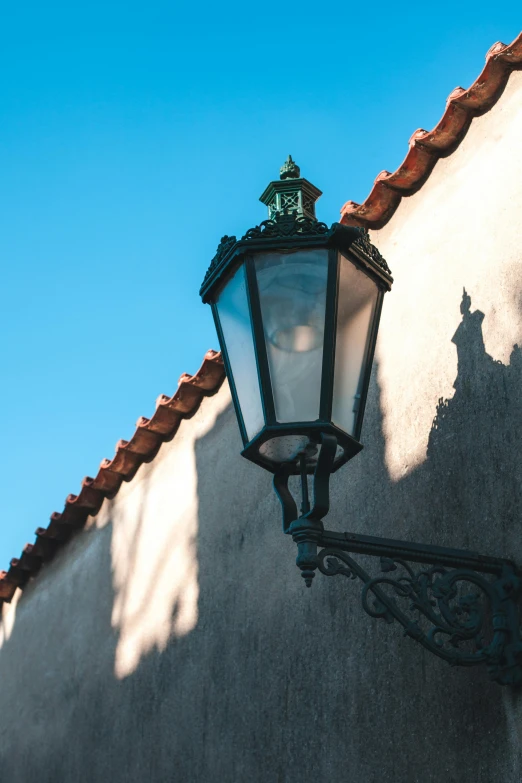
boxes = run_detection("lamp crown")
[259,157,323,221]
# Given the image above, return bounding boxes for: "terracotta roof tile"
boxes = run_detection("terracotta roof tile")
[0,350,225,606]
[340,33,522,229]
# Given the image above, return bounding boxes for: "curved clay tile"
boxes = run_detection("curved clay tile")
[340,33,522,229]
[0,350,225,605]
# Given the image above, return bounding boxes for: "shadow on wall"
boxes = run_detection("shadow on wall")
[426,288,522,554]
[313,289,522,782]
[0,290,521,783]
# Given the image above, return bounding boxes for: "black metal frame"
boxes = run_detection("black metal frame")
[273,436,522,686]
[353,284,385,442]
[244,255,277,426]
[203,214,392,475]
[318,248,339,423]
[210,300,249,444]
[241,421,362,474]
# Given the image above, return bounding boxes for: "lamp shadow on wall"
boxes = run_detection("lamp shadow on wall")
[341,288,522,562]
[0,290,521,782]
[427,288,522,556]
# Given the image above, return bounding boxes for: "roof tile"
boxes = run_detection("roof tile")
[0,350,225,605]
[341,33,522,229]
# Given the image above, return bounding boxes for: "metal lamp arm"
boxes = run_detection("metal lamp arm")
[272,436,522,686]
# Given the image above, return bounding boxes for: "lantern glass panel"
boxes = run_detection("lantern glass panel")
[215,264,265,441]
[332,253,379,436]
[255,249,329,423]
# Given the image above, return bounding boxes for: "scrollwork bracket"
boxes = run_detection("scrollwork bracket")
[316,547,522,686]
[272,438,522,686]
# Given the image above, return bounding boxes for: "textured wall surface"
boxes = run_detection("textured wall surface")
[1,72,522,783]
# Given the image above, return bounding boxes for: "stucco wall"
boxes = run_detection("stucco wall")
[1,72,522,783]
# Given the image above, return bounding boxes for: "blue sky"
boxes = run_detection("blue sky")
[0,2,519,568]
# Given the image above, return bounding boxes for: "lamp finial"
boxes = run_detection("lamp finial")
[280,155,301,180]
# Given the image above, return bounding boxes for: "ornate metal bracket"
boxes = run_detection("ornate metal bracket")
[273,437,522,686]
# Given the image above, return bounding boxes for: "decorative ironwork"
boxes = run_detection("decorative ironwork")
[280,192,299,210]
[353,227,392,275]
[201,161,391,297]
[272,437,522,685]
[243,211,329,241]
[317,550,522,685]
[202,234,237,285]
[259,157,321,221]
[200,211,391,298]
[268,199,278,219]
[280,154,300,179]
[302,194,315,215]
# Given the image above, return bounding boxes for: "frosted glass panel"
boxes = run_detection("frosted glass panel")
[216,265,265,441]
[259,434,313,464]
[332,254,378,436]
[258,435,345,468]
[255,249,328,423]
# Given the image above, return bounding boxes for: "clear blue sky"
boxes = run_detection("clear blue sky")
[0,2,519,568]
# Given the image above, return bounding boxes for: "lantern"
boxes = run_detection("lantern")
[200,157,392,475]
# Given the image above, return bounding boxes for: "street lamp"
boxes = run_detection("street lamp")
[200,158,522,686]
